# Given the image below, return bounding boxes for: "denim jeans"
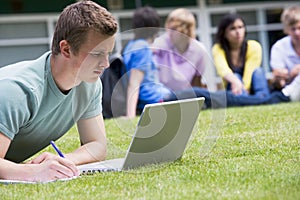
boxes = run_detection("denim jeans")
[163,86,290,109]
[163,87,228,108]
[164,87,269,109]
[227,68,270,98]
[161,68,291,109]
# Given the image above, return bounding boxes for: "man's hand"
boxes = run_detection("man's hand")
[272,68,290,89]
[273,68,289,80]
[231,78,245,95]
[224,73,245,95]
[26,152,80,182]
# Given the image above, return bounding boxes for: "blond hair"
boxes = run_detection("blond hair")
[165,8,196,38]
[281,6,300,33]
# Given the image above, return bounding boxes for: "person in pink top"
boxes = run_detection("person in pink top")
[152,8,209,92]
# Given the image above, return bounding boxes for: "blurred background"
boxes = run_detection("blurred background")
[0,0,299,88]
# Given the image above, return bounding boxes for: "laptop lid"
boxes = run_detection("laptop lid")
[121,97,204,170]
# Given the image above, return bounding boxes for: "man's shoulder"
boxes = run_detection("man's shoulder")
[272,36,290,48]
[152,33,169,48]
[0,52,50,101]
[1,51,50,68]
[189,39,207,53]
[128,39,149,50]
[123,39,151,60]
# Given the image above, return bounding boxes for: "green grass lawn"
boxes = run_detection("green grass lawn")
[1,102,299,200]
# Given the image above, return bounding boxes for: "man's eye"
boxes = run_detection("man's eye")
[89,52,107,57]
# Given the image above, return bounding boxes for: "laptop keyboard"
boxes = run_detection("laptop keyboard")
[80,168,118,175]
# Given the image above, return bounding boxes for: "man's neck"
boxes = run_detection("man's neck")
[50,54,80,93]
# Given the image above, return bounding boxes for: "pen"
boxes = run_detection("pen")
[50,140,65,158]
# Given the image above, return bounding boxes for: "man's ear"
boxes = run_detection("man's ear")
[60,40,71,58]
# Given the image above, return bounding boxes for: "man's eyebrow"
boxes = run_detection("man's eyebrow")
[89,50,108,54]
[88,50,112,56]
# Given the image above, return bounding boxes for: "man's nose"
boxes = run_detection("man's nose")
[100,56,110,69]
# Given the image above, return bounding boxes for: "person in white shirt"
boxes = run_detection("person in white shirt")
[270,6,300,102]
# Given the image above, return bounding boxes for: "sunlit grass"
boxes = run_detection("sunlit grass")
[1,102,299,200]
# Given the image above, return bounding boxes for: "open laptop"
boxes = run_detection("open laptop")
[78,97,205,174]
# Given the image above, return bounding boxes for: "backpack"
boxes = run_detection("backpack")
[100,53,128,119]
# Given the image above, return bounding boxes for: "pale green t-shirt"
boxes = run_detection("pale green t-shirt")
[0,52,102,162]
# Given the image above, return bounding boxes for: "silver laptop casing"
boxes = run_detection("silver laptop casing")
[78,97,204,174]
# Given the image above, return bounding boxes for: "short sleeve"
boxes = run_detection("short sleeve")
[0,80,33,139]
[131,47,153,73]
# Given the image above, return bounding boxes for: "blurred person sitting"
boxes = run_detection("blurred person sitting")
[152,8,209,91]
[123,7,213,118]
[269,6,300,103]
[123,6,169,118]
[212,13,270,98]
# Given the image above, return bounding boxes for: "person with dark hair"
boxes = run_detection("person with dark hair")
[123,8,277,116]
[132,7,161,40]
[123,6,170,118]
[124,6,208,117]
[212,13,270,98]
[0,1,117,182]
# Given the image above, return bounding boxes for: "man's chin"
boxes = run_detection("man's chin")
[87,77,100,83]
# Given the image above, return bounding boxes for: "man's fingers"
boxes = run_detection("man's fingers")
[29,152,53,164]
[55,157,80,177]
